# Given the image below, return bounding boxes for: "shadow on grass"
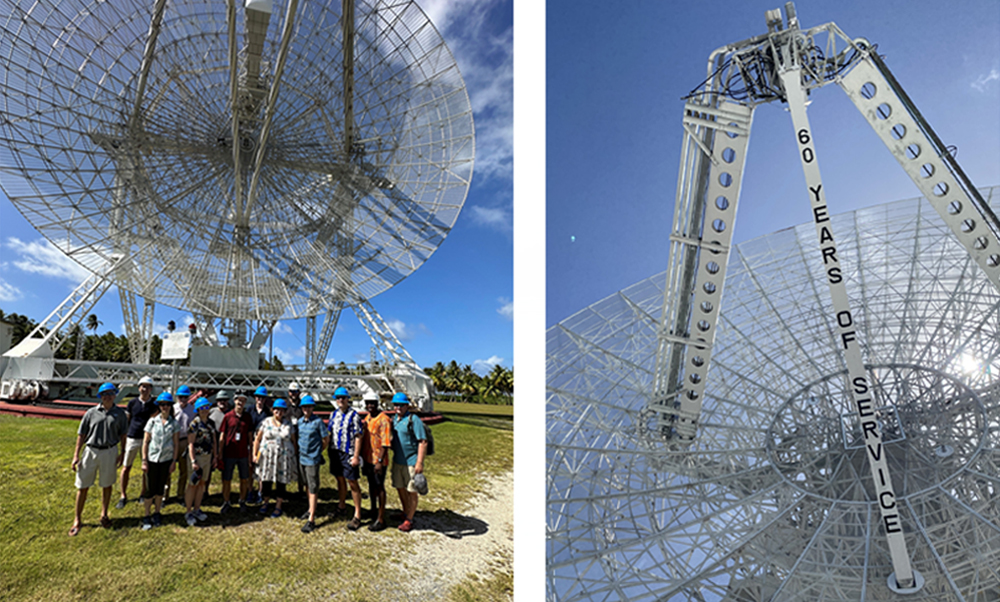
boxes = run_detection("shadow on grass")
[412,508,490,539]
[441,414,513,431]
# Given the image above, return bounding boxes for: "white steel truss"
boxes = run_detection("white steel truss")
[547,190,1000,601]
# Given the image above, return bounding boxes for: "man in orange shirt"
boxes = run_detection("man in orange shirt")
[360,392,392,531]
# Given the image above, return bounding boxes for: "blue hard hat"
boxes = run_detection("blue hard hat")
[254,385,268,397]
[176,385,192,397]
[300,395,316,407]
[97,382,118,396]
[272,398,288,410]
[194,399,211,412]
[333,386,350,398]
[156,391,174,404]
[392,392,410,405]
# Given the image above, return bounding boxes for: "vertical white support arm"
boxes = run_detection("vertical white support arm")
[780,66,915,590]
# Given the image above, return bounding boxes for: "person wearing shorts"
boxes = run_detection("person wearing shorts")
[361,392,392,531]
[296,395,329,533]
[116,375,157,509]
[184,399,218,526]
[69,382,128,536]
[390,392,428,533]
[328,386,363,531]
[141,392,180,530]
[168,384,195,503]
[218,391,253,513]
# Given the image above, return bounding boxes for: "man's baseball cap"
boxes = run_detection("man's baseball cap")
[392,392,410,405]
[97,382,118,396]
[300,395,315,407]
[190,466,203,486]
[138,376,154,386]
[156,391,174,404]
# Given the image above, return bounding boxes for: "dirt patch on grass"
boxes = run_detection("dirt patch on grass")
[392,471,514,601]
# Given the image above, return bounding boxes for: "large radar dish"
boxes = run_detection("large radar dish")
[547,190,1000,601]
[0,0,474,320]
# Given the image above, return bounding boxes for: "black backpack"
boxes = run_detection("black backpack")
[407,415,435,456]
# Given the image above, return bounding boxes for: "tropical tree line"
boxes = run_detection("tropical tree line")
[423,360,514,405]
[0,310,513,404]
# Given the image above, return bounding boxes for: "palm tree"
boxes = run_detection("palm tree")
[85,314,102,334]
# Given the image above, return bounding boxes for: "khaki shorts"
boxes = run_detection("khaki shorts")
[123,437,143,466]
[76,446,118,489]
[391,463,419,493]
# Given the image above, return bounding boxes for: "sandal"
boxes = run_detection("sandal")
[68,525,81,537]
[270,508,283,518]
[100,516,112,529]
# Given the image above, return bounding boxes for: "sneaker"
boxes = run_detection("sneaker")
[219,501,231,515]
[270,508,283,519]
[301,521,316,534]
[347,516,361,531]
[115,497,127,510]
[299,510,311,520]
[368,520,386,532]
[259,503,270,515]
[398,518,413,532]
[185,512,197,527]
[152,513,163,527]
[239,501,249,513]
[194,509,208,522]
[141,516,153,531]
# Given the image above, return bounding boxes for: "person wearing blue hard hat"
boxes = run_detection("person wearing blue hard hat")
[140,391,180,530]
[183,398,218,526]
[296,394,329,533]
[328,386,364,531]
[390,391,428,532]
[253,398,297,518]
[69,382,128,536]
[117,375,157,510]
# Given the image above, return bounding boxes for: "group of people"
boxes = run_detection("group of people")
[69,377,429,536]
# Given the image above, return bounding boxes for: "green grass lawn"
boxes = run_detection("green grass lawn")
[0,414,512,602]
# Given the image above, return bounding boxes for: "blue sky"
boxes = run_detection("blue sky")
[0,0,512,374]
[547,0,1000,325]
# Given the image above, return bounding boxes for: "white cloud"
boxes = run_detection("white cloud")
[273,321,294,335]
[0,277,22,302]
[497,297,513,320]
[426,0,512,183]
[386,318,417,342]
[972,68,1000,92]
[272,346,305,364]
[5,237,91,282]
[469,205,512,235]
[472,355,504,374]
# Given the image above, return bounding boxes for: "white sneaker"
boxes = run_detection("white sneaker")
[185,512,197,527]
[194,509,208,521]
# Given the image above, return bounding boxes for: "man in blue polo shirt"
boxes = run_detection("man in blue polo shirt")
[70,383,128,536]
[296,395,329,533]
[390,392,428,532]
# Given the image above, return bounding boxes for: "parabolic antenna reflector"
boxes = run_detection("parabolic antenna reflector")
[0,0,474,319]
[547,189,1000,601]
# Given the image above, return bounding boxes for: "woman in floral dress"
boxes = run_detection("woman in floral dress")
[253,398,297,517]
